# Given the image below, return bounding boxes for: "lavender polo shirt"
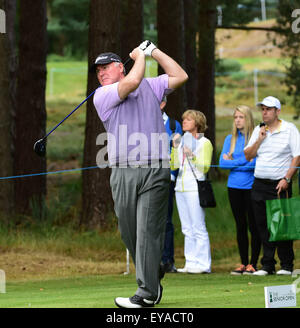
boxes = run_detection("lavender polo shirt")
[93,74,173,167]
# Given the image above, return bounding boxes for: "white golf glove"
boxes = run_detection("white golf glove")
[139,40,157,57]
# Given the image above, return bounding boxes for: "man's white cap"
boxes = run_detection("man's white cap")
[256,96,281,109]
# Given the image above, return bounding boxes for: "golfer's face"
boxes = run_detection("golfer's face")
[96,62,123,86]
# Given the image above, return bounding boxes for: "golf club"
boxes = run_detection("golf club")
[33,55,133,157]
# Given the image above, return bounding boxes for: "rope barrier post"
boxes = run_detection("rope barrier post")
[0,270,6,294]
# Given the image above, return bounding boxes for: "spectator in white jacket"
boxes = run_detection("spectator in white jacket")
[171,110,213,273]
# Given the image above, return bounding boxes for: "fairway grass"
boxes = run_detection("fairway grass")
[0,273,299,308]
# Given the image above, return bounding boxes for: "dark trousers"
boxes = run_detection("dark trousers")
[162,180,176,264]
[110,165,170,300]
[251,178,294,272]
[228,188,261,267]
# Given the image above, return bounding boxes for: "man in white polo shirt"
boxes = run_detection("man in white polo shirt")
[244,96,300,276]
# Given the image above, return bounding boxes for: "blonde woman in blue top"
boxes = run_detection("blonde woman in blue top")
[219,105,261,275]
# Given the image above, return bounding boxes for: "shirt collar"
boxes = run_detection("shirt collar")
[237,129,244,137]
[266,119,283,133]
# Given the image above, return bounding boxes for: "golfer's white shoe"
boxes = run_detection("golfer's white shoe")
[115,295,155,308]
[155,284,163,305]
[177,267,188,273]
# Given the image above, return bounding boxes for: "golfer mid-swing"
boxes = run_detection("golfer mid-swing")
[90,41,188,308]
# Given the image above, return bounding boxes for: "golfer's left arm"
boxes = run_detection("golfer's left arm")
[151,48,188,89]
[118,48,145,100]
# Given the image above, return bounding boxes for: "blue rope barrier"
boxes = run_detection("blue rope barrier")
[0,166,99,181]
[0,164,299,181]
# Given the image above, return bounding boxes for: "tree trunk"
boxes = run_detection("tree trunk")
[81,0,121,229]
[157,0,186,122]
[5,0,17,126]
[14,0,47,215]
[198,0,217,174]
[120,0,143,72]
[0,0,15,218]
[184,0,198,109]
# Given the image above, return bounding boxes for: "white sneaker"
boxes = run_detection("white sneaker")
[115,295,155,308]
[177,267,188,273]
[276,269,292,275]
[155,284,163,305]
[253,270,269,276]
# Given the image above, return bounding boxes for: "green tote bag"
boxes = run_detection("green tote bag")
[266,196,300,241]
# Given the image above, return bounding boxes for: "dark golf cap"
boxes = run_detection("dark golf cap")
[89,52,122,73]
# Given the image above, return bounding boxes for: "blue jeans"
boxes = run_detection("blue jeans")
[162,181,176,264]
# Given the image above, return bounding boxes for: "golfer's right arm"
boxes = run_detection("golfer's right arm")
[118,48,145,100]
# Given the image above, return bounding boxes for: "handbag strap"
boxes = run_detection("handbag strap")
[186,155,204,181]
[184,135,210,182]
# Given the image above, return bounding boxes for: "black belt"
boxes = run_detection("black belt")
[254,177,282,184]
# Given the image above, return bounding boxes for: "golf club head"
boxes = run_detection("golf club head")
[33,139,46,157]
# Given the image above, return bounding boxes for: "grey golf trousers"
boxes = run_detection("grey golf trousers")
[110,164,170,300]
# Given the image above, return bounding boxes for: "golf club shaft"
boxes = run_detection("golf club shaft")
[43,57,132,141]
[43,89,96,141]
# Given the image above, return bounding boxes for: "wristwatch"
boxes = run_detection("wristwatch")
[283,177,291,184]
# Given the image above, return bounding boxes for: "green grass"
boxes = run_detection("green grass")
[46,61,87,100]
[0,273,298,308]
